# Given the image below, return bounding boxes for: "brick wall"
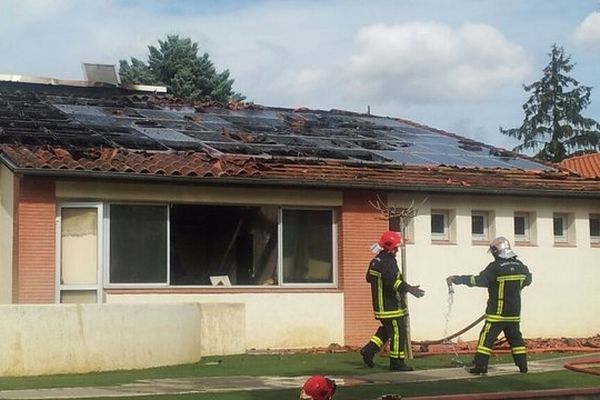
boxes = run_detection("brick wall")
[340,190,388,347]
[13,177,56,303]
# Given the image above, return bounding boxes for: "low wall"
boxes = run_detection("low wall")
[0,302,245,377]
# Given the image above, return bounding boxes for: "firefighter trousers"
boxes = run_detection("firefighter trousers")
[473,320,527,369]
[365,317,408,360]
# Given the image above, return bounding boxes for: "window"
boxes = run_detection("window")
[553,213,569,243]
[109,204,167,284]
[471,211,489,242]
[389,214,414,243]
[590,214,600,244]
[431,210,449,241]
[514,212,530,243]
[106,204,335,287]
[282,209,334,285]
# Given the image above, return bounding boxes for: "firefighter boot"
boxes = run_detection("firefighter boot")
[389,358,413,372]
[514,354,528,373]
[469,354,488,374]
[360,343,377,368]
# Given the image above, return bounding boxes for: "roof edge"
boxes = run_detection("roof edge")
[0,74,167,93]
[9,167,600,199]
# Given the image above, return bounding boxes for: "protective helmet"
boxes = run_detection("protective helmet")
[378,231,403,252]
[300,375,336,400]
[488,236,516,259]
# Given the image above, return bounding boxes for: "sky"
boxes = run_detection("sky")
[1,0,599,151]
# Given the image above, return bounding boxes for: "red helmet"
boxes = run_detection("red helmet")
[300,375,336,400]
[378,231,402,252]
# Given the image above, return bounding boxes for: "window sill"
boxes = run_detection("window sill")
[431,240,455,245]
[514,242,537,247]
[553,242,576,248]
[591,242,600,248]
[472,240,490,246]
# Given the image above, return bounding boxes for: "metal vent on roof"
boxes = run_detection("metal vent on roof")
[82,63,120,85]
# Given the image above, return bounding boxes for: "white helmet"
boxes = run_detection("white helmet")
[488,236,516,259]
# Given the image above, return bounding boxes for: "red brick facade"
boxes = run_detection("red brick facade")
[12,176,56,303]
[340,190,388,347]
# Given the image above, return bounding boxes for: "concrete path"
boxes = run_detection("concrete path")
[0,355,584,399]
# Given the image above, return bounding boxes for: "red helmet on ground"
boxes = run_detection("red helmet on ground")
[300,375,336,400]
[378,231,402,252]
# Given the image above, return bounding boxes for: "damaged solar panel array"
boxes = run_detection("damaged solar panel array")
[0,87,551,171]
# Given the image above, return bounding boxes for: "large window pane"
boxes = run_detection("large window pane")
[110,205,167,283]
[282,210,333,284]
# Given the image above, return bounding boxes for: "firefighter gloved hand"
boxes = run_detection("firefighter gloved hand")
[408,285,425,298]
[448,275,460,284]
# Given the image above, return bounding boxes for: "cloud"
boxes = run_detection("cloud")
[344,22,533,104]
[574,12,600,49]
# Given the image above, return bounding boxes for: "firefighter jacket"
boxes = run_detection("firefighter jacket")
[366,251,410,320]
[454,257,532,322]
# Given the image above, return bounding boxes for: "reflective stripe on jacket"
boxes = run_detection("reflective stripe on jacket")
[455,257,532,322]
[366,251,409,320]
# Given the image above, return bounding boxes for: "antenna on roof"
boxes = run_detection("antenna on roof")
[367,105,371,115]
[81,63,120,85]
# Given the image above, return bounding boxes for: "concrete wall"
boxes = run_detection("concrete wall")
[0,165,14,303]
[107,293,344,350]
[390,193,600,342]
[0,302,244,377]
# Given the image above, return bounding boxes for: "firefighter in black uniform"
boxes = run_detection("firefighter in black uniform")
[360,231,425,371]
[448,236,532,374]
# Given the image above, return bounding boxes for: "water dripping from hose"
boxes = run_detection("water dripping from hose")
[443,282,464,367]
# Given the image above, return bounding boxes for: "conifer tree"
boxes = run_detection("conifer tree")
[500,44,600,162]
[119,35,244,102]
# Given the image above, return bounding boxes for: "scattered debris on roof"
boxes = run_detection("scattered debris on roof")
[1,80,599,195]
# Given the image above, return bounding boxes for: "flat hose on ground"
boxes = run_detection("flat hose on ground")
[416,314,485,346]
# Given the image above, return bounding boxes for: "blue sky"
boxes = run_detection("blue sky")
[1,0,599,151]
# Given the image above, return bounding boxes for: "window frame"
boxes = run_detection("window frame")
[514,212,531,243]
[431,210,450,242]
[553,213,569,244]
[278,207,338,288]
[471,210,489,242]
[104,202,170,288]
[590,214,600,245]
[56,202,104,303]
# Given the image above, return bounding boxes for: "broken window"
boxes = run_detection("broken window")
[106,203,334,286]
[169,204,278,286]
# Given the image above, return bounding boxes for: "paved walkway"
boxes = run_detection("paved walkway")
[0,355,587,399]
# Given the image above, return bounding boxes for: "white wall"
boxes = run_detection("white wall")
[107,293,344,350]
[0,165,13,304]
[390,194,600,342]
[0,303,244,377]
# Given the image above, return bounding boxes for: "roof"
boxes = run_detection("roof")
[560,153,600,179]
[1,80,599,197]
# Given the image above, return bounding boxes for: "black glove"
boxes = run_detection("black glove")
[407,285,425,298]
[448,275,460,284]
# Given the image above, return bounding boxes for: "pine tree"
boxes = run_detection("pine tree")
[119,35,245,102]
[500,44,600,162]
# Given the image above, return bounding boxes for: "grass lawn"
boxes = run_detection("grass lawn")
[0,351,598,399]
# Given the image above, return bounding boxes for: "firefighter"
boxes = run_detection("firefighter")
[299,375,336,400]
[360,231,425,371]
[448,236,532,374]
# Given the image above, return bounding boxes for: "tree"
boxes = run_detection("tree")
[119,35,244,102]
[500,44,600,162]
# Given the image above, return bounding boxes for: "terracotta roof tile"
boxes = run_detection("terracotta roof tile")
[560,153,600,178]
[2,144,599,195]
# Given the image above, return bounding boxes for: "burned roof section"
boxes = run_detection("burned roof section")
[2,80,599,197]
[0,80,551,170]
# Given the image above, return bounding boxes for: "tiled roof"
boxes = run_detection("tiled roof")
[560,153,600,179]
[1,80,599,197]
[2,144,599,195]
